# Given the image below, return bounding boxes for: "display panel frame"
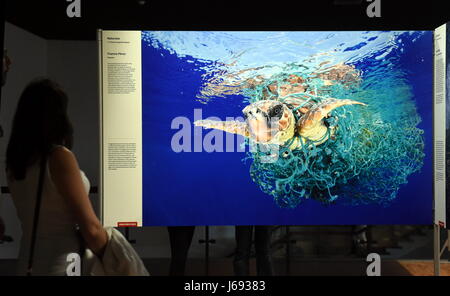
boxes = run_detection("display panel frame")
[99,29,435,227]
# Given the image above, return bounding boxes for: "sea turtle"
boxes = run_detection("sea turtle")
[194,96,366,151]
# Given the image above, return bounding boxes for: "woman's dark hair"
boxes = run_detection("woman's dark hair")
[6,78,74,180]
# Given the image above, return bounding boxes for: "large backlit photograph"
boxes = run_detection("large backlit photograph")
[140,31,433,226]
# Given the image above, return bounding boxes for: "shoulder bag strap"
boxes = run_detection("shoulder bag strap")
[26,154,48,276]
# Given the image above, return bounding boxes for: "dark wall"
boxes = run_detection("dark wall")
[4,0,450,41]
[1,0,5,114]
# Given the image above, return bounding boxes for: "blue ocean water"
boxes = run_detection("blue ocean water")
[141,31,433,226]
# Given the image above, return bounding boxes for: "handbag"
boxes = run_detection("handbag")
[26,154,48,276]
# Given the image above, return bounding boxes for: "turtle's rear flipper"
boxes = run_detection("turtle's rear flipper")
[298,98,366,142]
[194,120,250,138]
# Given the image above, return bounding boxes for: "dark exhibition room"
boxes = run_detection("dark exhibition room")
[0,0,449,290]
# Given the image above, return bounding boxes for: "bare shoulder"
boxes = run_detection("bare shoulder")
[48,146,79,173]
[49,145,75,162]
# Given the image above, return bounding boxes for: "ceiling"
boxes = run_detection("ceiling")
[4,0,450,40]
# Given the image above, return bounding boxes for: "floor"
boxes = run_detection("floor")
[1,226,447,276]
[145,258,450,276]
[1,258,448,276]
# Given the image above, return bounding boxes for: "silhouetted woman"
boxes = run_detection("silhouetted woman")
[6,79,107,275]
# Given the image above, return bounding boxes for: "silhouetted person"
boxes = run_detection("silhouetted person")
[234,225,273,276]
[0,49,12,242]
[6,79,107,275]
[167,226,195,276]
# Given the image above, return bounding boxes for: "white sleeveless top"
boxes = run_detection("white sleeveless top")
[8,155,90,276]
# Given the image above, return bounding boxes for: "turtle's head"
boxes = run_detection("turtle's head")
[243,100,295,144]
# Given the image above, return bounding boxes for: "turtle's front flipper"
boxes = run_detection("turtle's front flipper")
[194,120,250,138]
[298,98,366,145]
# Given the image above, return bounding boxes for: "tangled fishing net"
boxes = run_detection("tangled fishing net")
[240,67,425,208]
